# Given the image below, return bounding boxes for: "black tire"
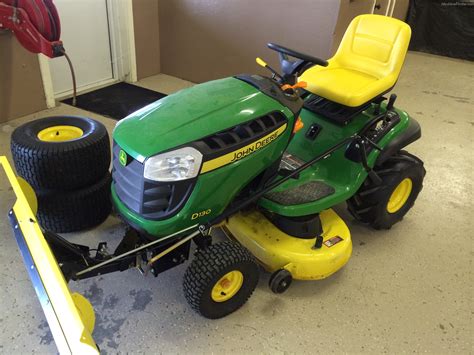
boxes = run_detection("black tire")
[347,151,426,230]
[11,116,110,191]
[36,173,112,233]
[269,269,293,294]
[183,241,259,319]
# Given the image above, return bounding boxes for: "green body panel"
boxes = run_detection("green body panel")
[258,102,411,216]
[112,77,295,237]
[112,124,292,236]
[113,77,290,161]
[111,74,413,238]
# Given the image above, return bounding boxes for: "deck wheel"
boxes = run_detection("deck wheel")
[269,269,293,294]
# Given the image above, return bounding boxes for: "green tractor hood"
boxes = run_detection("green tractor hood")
[113,77,289,160]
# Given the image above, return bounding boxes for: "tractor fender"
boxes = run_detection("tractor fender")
[376,117,421,165]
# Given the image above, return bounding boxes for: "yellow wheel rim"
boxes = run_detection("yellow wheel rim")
[211,270,244,302]
[37,125,84,142]
[387,178,413,213]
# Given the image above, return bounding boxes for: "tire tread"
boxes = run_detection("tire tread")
[11,117,110,191]
[347,151,426,229]
[36,173,112,232]
[183,241,258,318]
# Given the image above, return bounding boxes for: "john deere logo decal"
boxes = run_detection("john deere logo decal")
[200,123,287,174]
[119,149,128,166]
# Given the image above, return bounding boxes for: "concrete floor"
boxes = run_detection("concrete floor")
[0,53,472,354]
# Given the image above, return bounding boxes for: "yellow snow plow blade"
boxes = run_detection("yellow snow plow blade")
[0,156,99,354]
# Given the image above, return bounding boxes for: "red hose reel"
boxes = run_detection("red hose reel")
[0,0,64,58]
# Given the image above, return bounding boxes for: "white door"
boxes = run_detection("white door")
[49,0,114,96]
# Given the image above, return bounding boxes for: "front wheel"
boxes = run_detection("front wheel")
[183,241,259,319]
[347,151,426,229]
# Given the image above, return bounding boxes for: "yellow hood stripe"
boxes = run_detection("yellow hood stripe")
[201,123,287,174]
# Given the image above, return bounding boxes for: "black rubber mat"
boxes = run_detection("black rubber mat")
[62,82,167,120]
[265,181,335,205]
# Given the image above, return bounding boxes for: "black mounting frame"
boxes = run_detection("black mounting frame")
[44,228,195,281]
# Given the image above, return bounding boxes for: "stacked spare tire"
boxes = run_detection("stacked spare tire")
[11,116,112,232]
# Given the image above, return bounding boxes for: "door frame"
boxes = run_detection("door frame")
[39,0,137,107]
[107,0,137,84]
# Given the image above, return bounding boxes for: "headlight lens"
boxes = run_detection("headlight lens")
[144,147,203,181]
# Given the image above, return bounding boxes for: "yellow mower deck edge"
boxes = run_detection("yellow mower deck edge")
[224,208,352,280]
[0,156,99,354]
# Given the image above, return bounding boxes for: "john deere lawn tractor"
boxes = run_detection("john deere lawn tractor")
[2,14,425,353]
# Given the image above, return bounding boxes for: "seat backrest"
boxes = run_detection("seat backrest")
[333,14,411,81]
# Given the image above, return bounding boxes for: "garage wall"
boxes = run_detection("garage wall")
[331,0,410,54]
[331,0,375,55]
[158,0,341,83]
[132,0,161,80]
[391,0,409,21]
[0,33,47,123]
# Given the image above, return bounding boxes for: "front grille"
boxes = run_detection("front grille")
[112,142,194,220]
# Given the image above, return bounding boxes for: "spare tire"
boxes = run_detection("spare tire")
[36,173,112,233]
[11,116,110,191]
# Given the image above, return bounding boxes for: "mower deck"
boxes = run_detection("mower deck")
[224,208,352,280]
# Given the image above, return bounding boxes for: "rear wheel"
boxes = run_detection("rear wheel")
[347,151,425,229]
[183,241,259,319]
[11,116,110,191]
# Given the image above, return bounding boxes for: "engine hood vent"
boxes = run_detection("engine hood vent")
[192,111,287,161]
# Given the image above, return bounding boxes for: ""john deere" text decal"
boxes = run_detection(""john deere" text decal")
[200,123,287,173]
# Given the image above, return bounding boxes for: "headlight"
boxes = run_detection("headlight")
[144,147,203,181]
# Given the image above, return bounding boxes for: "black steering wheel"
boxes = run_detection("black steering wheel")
[267,43,328,85]
[267,43,329,67]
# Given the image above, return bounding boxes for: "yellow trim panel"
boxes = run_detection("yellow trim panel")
[201,123,287,174]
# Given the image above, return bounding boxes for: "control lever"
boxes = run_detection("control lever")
[365,137,382,152]
[281,81,307,92]
[313,235,324,249]
[373,96,387,115]
[357,136,382,185]
[386,94,397,111]
[256,57,283,81]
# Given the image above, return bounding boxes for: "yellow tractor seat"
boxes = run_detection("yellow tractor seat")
[300,14,411,107]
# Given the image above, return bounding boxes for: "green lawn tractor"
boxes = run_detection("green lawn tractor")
[2,14,425,353]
